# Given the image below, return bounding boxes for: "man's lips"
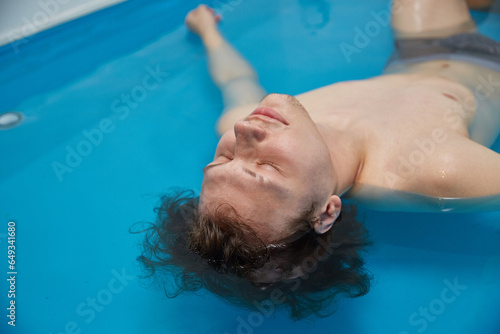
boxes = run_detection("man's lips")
[250,107,289,125]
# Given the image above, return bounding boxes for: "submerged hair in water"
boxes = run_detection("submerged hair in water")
[132,190,372,320]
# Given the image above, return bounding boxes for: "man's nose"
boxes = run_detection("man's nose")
[234,120,267,142]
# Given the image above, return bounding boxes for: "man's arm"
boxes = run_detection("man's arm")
[185,5,266,135]
[432,135,500,198]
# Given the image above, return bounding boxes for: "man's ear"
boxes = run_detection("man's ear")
[313,195,341,234]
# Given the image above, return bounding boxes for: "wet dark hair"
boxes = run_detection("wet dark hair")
[131,190,372,320]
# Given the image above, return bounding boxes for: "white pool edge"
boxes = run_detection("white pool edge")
[0,0,126,47]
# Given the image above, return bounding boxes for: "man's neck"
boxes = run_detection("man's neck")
[317,123,366,196]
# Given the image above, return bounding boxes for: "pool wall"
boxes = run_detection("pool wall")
[0,0,124,46]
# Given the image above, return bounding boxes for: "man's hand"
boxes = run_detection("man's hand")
[185,5,221,39]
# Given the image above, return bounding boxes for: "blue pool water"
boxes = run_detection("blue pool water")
[1,0,499,333]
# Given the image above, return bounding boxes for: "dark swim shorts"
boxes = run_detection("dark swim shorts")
[385,32,500,72]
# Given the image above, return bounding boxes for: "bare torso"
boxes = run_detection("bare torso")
[296,59,500,200]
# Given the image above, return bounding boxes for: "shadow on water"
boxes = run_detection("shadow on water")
[362,208,500,257]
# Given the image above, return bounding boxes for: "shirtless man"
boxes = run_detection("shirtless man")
[137,0,500,318]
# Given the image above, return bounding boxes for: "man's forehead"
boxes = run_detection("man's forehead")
[202,163,290,199]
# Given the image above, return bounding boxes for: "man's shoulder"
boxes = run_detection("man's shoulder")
[358,133,500,199]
